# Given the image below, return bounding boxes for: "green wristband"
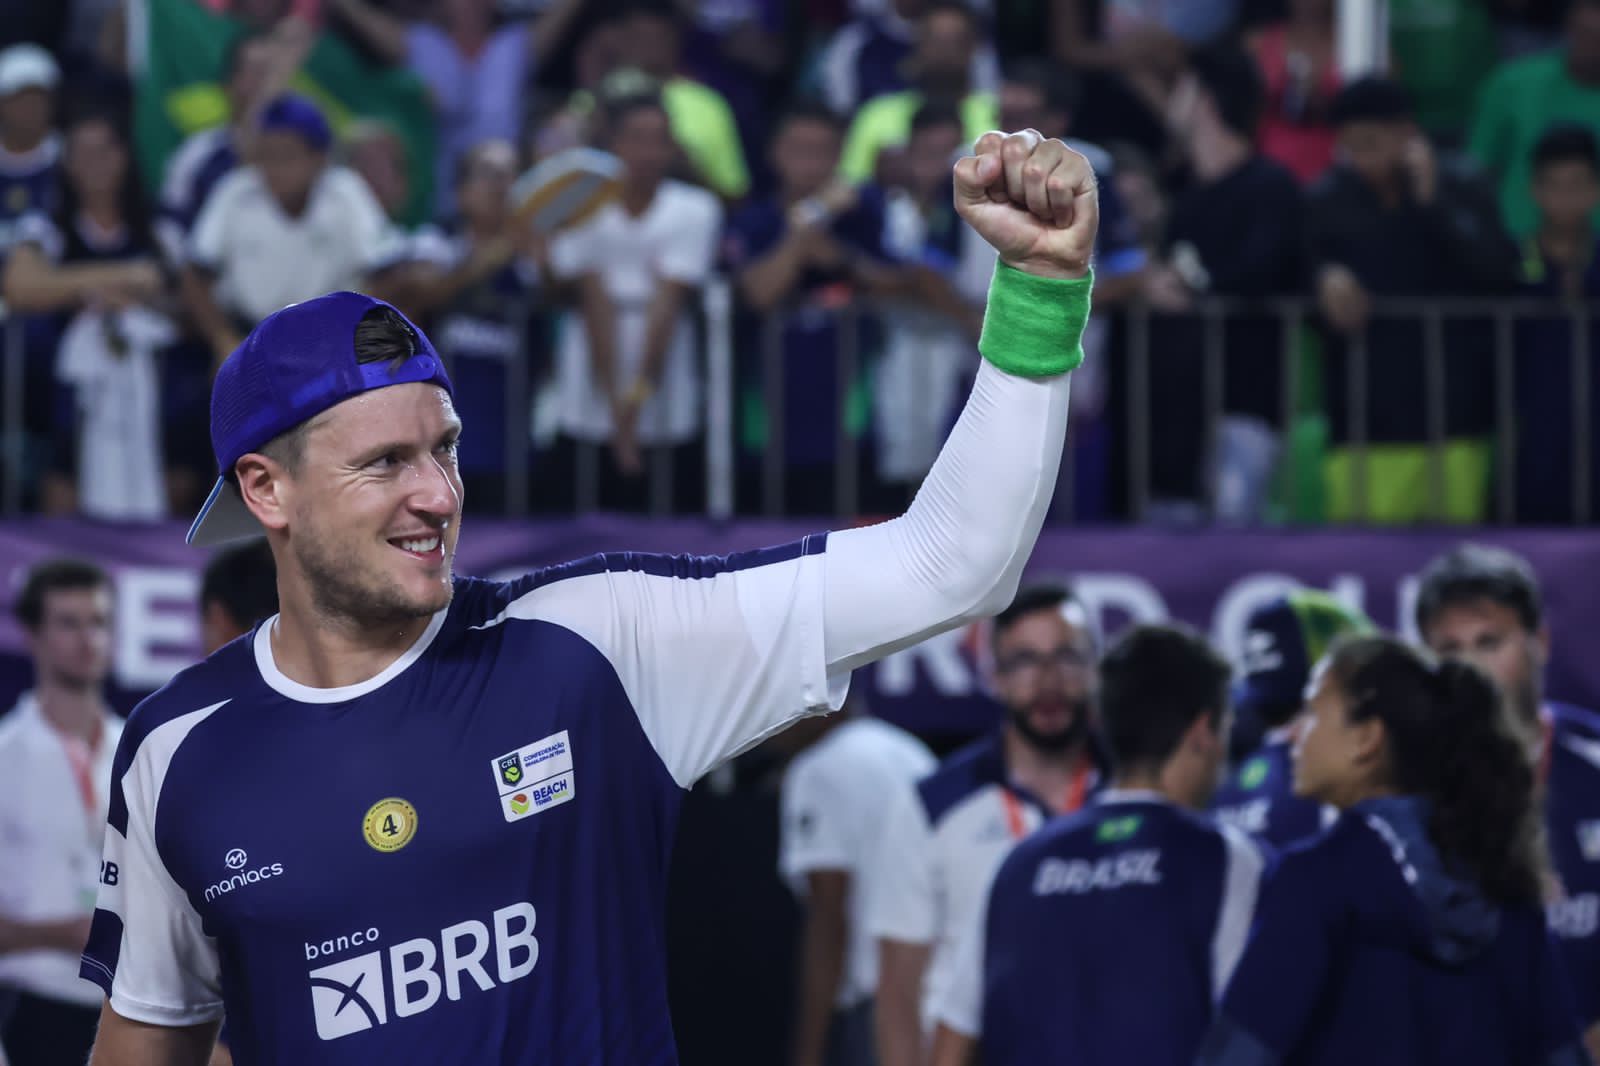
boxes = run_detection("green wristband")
[978,261,1093,378]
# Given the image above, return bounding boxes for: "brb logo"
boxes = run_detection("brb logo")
[306,902,539,1040]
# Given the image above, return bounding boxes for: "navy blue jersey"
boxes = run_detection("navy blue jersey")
[938,794,1265,1066]
[81,541,844,1064]
[1211,736,1331,851]
[0,135,60,262]
[1544,702,1600,1026]
[1202,797,1589,1066]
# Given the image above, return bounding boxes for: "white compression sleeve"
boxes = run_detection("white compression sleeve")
[822,357,1072,675]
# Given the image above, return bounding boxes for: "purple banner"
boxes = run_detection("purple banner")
[0,518,1595,732]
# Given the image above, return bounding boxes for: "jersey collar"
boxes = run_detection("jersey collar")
[253,607,449,704]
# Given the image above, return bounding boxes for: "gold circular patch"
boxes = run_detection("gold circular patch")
[362,798,418,853]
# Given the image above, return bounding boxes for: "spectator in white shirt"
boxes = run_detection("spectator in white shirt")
[180,94,390,366]
[780,709,936,1066]
[547,91,722,513]
[155,30,280,263]
[0,559,121,1066]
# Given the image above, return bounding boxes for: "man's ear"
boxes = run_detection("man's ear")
[234,454,292,534]
[1350,715,1387,769]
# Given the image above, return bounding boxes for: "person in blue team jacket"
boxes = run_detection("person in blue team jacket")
[1198,635,1591,1066]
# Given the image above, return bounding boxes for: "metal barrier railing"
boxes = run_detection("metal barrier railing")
[1120,296,1598,525]
[3,293,1597,525]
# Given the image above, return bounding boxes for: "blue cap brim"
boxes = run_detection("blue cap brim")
[186,478,264,547]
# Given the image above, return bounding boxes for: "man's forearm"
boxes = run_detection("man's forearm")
[737,235,809,311]
[822,264,1088,675]
[636,281,688,392]
[929,1024,978,1066]
[876,980,926,1066]
[793,900,849,1066]
[181,267,238,359]
[0,915,90,955]
[578,274,621,402]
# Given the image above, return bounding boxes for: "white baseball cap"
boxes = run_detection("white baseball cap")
[0,44,60,97]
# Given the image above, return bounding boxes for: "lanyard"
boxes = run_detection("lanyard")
[999,758,1093,840]
[50,719,103,835]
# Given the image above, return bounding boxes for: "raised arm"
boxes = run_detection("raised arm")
[822,130,1096,674]
[501,135,1093,790]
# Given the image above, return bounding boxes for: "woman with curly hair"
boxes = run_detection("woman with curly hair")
[1197,634,1588,1066]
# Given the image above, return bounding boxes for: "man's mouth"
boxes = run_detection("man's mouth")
[390,534,443,559]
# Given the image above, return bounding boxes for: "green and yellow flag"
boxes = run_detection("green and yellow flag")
[135,0,436,225]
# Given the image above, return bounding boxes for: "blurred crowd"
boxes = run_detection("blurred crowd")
[3,0,1600,526]
[7,536,1600,1065]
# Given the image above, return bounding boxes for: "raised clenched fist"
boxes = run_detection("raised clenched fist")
[953,130,1099,281]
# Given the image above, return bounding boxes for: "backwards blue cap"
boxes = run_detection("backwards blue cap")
[259,93,332,152]
[1234,590,1374,719]
[187,292,454,547]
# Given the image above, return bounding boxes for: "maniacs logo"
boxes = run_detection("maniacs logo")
[307,902,538,1040]
[205,849,284,902]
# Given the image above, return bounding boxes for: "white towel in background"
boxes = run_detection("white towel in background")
[56,306,175,521]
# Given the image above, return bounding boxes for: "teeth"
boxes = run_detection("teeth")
[398,537,440,553]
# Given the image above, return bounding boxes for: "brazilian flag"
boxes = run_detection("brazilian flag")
[134,0,436,226]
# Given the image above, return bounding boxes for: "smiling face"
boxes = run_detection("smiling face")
[244,383,464,629]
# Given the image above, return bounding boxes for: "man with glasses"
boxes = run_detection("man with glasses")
[869,584,1103,1066]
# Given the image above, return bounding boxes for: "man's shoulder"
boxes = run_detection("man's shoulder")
[209,165,263,202]
[448,535,830,630]
[1551,703,1600,781]
[1001,801,1223,877]
[917,734,1005,825]
[318,165,384,210]
[0,696,35,756]
[116,641,257,772]
[168,127,232,178]
[657,180,722,225]
[1551,701,1600,741]
[808,717,933,779]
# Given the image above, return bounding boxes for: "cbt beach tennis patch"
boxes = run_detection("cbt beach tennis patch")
[491,730,576,822]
